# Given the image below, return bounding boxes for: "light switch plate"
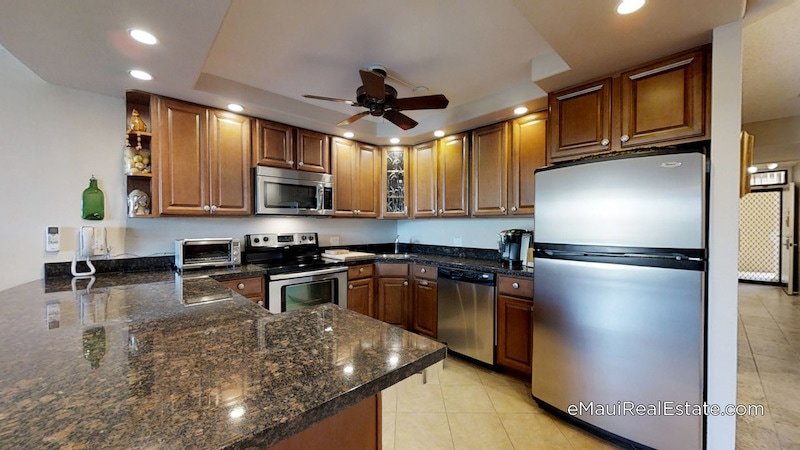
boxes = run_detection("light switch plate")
[329,235,340,246]
[46,226,60,252]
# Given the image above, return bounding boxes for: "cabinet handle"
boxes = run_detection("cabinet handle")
[348,284,354,290]
[500,206,506,212]
[601,138,610,146]
[203,205,211,212]
[258,301,264,306]
[359,267,365,273]
[620,135,630,143]
[511,206,517,212]
[298,162,304,166]
[420,268,427,273]
[237,283,245,290]
[512,282,520,289]
[288,160,294,164]
[438,208,443,214]
[210,205,218,213]
[403,281,408,286]
[420,280,429,286]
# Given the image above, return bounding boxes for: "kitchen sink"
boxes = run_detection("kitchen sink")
[377,253,412,259]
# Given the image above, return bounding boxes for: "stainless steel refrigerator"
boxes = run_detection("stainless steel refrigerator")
[532,149,707,450]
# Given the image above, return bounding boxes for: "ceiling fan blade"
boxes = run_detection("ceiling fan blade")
[337,111,370,126]
[360,69,385,101]
[392,94,449,111]
[303,94,355,105]
[383,110,418,130]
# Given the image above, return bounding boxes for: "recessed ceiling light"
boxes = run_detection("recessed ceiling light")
[129,69,152,81]
[767,163,778,170]
[227,103,244,112]
[343,131,355,139]
[514,106,529,115]
[616,0,645,15]
[129,29,158,45]
[747,166,758,174]
[389,137,400,144]
[434,130,445,138]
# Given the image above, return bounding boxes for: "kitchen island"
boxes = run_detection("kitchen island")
[0,276,445,448]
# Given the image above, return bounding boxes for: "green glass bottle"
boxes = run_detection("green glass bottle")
[82,176,105,220]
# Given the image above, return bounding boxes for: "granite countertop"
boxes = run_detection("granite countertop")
[0,278,445,448]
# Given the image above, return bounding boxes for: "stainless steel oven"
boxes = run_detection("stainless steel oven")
[255,166,333,215]
[267,267,348,313]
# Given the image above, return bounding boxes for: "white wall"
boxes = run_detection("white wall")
[0,46,396,291]
[397,217,532,249]
[707,21,743,450]
[742,115,800,164]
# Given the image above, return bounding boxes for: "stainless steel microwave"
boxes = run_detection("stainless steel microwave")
[175,238,241,270]
[254,166,333,215]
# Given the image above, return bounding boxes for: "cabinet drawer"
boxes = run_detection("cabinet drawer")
[219,276,264,297]
[348,264,374,280]
[497,276,533,299]
[412,264,437,280]
[376,263,408,277]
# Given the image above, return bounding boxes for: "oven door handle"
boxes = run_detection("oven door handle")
[269,266,347,280]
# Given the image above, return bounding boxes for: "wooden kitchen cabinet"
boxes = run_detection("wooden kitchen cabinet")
[218,276,265,306]
[510,112,547,215]
[347,278,374,317]
[619,47,708,148]
[331,138,379,217]
[437,133,470,217]
[548,78,613,163]
[471,123,509,216]
[381,146,410,218]
[158,99,252,216]
[497,294,533,375]
[411,279,437,338]
[377,277,410,329]
[409,141,438,218]
[297,129,330,173]
[252,119,294,169]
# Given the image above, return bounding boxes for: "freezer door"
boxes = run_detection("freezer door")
[532,257,704,450]
[535,152,706,249]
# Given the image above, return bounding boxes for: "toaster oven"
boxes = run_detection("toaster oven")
[175,238,241,270]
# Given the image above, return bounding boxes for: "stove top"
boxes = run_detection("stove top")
[244,232,346,276]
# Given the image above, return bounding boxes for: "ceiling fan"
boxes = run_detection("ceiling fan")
[303,66,449,130]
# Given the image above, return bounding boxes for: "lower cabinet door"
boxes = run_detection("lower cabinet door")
[377,277,409,328]
[347,278,374,317]
[497,295,534,375]
[412,280,438,338]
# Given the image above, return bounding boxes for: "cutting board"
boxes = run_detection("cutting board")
[322,251,375,261]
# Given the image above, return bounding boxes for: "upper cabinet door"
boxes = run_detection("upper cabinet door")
[381,146,409,218]
[355,144,380,218]
[158,99,208,216]
[410,141,438,218]
[207,110,252,216]
[331,137,356,216]
[297,129,330,173]
[510,112,548,216]
[253,119,294,169]
[620,48,707,148]
[437,133,469,217]
[548,78,612,163]
[471,123,509,216]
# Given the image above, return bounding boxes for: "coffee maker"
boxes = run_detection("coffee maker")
[498,229,532,267]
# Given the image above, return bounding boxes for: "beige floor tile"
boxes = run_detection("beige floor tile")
[383,412,396,450]
[478,368,528,389]
[737,371,768,404]
[442,384,495,413]
[395,413,454,450]
[735,420,782,450]
[760,373,800,414]
[437,358,483,385]
[753,353,800,376]
[771,406,800,448]
[498,413,573,449]
[383,385,398,413]
[447,413,514,450]
[396,381,445,413]
[485,383,541,414]
[554,421,620,450]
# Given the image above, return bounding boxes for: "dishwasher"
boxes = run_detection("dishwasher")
[437,267,496,365]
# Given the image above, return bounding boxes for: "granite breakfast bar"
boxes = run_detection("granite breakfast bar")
[0,275,446,448]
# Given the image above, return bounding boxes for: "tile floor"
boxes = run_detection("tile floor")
[382,283,800,450]
[736,283,800,449]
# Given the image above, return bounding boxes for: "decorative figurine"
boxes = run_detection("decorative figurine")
[128,109,147,132]
[127,189,151,217]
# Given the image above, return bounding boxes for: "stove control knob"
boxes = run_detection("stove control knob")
[253,238,260,244]
[264,237,269,241]
[302,236,307,241]
[309,236,314,241]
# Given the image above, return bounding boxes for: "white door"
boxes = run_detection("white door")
[782,183,798,295]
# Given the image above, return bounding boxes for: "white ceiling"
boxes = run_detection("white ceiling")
[0,0,747,144]
[742,0,800,123]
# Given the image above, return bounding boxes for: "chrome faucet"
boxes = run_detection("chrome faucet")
[394,235,400,254]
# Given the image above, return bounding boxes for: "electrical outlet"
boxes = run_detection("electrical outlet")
[330,235,340,246]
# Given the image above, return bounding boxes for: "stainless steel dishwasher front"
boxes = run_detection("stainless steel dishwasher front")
[437,267,496,365]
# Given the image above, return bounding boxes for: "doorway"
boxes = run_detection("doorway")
[738,189,782,284]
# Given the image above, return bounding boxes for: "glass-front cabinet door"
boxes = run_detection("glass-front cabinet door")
[382,146,409,218]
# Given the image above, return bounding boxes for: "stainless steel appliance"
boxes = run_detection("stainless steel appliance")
[254,166,333,215]
[174,238,241,270]
[498,229,527,267]
[243,232,347,313]
[437,267,496,365]
[532,148,707,449]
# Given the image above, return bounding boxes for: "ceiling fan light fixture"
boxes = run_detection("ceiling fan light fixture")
[434,130,445,138]
[514,106,529,115]
[227,103,244,112]
[767,163,778,170]
[390,137,400,144]
[343,132,355,139]
[616,0,645,15]
[747,165,758,174]
[129,29,158,45]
